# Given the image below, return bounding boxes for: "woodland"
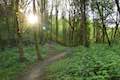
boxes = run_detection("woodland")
[0,0,120,80]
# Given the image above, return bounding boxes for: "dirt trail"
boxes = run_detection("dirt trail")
[17,44,69,80]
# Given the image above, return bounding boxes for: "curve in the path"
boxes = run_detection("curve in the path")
[17,51,67,80]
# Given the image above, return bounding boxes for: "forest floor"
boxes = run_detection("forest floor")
[16,43,70,80]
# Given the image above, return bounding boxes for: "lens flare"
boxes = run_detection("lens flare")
[27,14,38,24]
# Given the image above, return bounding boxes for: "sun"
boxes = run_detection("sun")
[27,14,38,24]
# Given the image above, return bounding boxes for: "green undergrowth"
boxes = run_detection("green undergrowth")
[0,46,47,80]
[0,43,65,80]
[51,43,66,52]
[46,44,120,80]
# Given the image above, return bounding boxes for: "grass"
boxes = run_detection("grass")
[51,43,66,52]
[45,44,120,80]
[0,45,48,80]
[0,43,66,80]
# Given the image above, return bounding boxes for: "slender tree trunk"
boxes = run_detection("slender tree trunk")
[114,22,119,38]
[33,28,41,60]
[3,0,10,46]
[15,0,24,62]
[111,27,114,40]
[115,0,120,14]
[55,1,59,41]
[62,11,66,45]
[50,3,53,40]
[115,0,120,39]
[33,0,42,61]
[96,2,111,46]
[92,11,96,41]
[68,11,71,46]
[80,0,89,47]
[0,32,4,51]
[6,17,10,46]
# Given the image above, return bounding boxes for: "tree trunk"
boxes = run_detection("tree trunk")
[96,2,111,46]
[115,0,120,14]
[115,0,120,39]
[55,1,59,41]
[33,28,42,60]
[33,0,42,61]
[50,2,53,40]
[3,0,10,46]
[80,0,89,47]
[62,11,66,45]
[15,0,24,62]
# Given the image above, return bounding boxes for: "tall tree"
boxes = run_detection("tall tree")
[15,0,25,62]
[33,0,42,61]
[62,10,66,45]
[113,0,120,39]
[91,0,112,45]
[3,0,10,46]
[115,0,120,14]
[96,1,111,46]
[55,0,59,41]
[80,0,89,47]
[50,0,54,40]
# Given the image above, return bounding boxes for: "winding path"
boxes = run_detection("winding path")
[17,44,70,80]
